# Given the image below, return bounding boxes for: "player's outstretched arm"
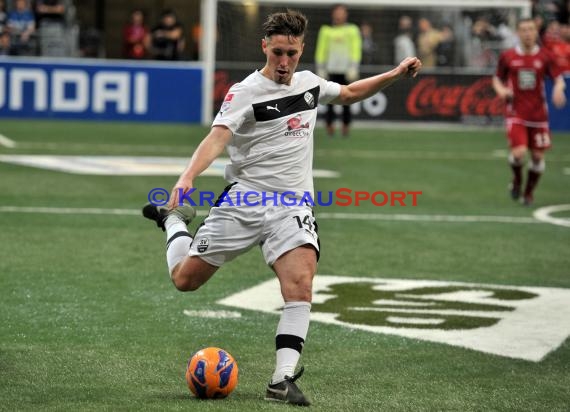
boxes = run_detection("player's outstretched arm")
[168,126,233,209]
[330,57,421,105]
[552,75,567,109]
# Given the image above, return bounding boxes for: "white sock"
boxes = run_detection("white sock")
[165,215,192,274]
[271,301,311,384]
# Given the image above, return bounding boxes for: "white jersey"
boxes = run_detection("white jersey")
[212,70,341,197]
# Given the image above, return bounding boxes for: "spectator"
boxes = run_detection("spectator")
[7,0,36,56]
[315,4,362,137]
[436,24,455,66]
[123,9,148,59]
[36,0,67,57]
[467,16,500,68]
[0,0,7,35]
[147,9,185,61]
[394,15,416,64]
[360,21,377,65]
[0,30,10,55]
[417,17,444,68]
[79,26,101,58]
[190,22,201,60]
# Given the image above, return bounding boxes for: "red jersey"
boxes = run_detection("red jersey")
[495,45,562,124]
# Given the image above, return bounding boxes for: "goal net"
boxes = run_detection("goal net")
[204,0,531,124]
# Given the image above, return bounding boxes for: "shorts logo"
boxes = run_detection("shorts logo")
[304,92,315,109]
[218,276,570,362]
[285,114,310,137]
[197,238,209,253]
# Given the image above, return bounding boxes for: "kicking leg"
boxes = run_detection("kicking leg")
[142,203,219,291]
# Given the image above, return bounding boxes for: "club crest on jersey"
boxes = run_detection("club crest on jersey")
[197,238,209,253]
[285,114,310,137]
[304,92,315,109]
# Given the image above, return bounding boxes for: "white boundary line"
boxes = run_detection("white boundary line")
[533,204,570,228]
[0,205,548,225]
[316,212,539,224]
[0,134,16,148]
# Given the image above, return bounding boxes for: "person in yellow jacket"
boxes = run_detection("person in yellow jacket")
[315,4,362,137]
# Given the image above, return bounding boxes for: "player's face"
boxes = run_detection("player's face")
[517,21,538,49]
[261,35,304,85]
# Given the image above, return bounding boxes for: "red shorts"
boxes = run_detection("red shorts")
[507,122,552,150]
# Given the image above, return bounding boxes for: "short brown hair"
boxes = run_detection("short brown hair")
[262,9,307,38]
[517,18,536,29]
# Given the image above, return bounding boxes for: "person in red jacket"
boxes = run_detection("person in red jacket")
[123,9,148,59]
[492,18,567,206]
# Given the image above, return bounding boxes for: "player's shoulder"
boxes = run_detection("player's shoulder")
[294,70,319,80]
[537,46,556,60]
[347,23,360,32]
[293,70,323,87]
[225,71,261,96]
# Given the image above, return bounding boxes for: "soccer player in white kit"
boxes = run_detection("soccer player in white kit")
[143,10,422,406]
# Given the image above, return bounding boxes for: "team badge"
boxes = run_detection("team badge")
[304,92,315,109]
[197,238,209,253]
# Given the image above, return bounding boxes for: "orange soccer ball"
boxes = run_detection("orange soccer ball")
[185,347,239,399]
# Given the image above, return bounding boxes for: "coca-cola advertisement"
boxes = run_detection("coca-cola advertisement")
[213,68,570,130]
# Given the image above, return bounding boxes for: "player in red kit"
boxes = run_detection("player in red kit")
[492,18,566,206]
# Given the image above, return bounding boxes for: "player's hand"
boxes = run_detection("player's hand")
[169,181,194,210]
[552,88,567,109]
[498,88,513,102]
[398,57,422,78]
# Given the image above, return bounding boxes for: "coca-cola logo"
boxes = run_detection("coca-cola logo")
[406,76,504,118]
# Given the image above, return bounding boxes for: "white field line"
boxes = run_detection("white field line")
[0,205,547,225]
[182,310,242,319]
[0,134,16,148]
[316,212,539,224]
[6,141,570,162]
[314,149,570,162]
[15,141,194,153]
[533,204,570,228]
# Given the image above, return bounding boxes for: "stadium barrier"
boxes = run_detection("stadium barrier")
[215,68,570,131]
[0,58,203,123]
[0,57,568,131]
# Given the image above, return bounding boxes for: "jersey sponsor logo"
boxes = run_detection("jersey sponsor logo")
[518,70,537,90]
[218,276,570,362]
[285,114,310,137]
[252,85,320,121]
